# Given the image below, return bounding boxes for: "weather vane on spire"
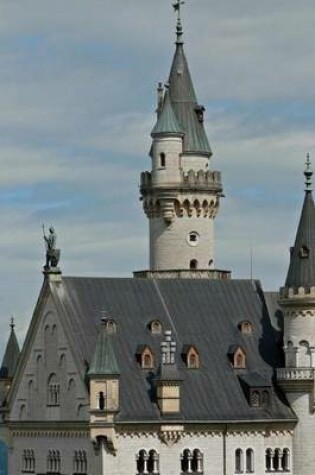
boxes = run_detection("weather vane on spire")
[173,1,185,44]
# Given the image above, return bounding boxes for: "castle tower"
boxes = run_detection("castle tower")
[277,155,315,475]
[140,2,223,274]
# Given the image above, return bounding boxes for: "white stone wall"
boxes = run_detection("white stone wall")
[286,392,315,475]
[152,137,183,185]
[10,433,100,474]
[149,213,214,270]
[101,429,292,475]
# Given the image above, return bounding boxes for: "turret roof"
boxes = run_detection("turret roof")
[0,320,20,379]
[151,89,183,136]
[168,42,212,156]
[88,320,120,376]
[285,158,315,288]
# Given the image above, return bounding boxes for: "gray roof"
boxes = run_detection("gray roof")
[50,277,295,423]
[285,190,315,288]
[151,89,183,136]
[168,43,212,156]
[0,325,20,380]
[88,323,120,377]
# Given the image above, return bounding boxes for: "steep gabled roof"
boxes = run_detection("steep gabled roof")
[48,276,295,423]
[285,160,315,288]
[0,322,20,380]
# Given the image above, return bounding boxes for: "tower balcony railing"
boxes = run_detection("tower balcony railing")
[277,367,315,381]
[140,170,222,193]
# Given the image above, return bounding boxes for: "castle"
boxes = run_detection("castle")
[0,2,314,474]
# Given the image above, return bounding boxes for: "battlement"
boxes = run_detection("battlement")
[279,285,315,302]
[140,169,222,193]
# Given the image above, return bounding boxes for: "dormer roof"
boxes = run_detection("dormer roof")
[151,88,183,137]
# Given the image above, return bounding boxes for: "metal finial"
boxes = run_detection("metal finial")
[173,1,185,44]
[10,316,15,330]
[304,153,313,192]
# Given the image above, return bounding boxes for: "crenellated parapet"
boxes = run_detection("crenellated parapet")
[140,169,222,223]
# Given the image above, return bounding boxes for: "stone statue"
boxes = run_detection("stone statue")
[43,224,60,269]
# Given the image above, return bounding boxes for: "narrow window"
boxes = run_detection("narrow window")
[246,448,254,473]
[251,390,260,407]
[282,448,290,471]
[181,449,192,473]
[261,390,270,406]
[136,450,148,474]
[192,449,203,474]
[265,449,272,471]
[235,448,243,473]
[99,391,105,410]
[148,450,159,474]
[160,153,166,167]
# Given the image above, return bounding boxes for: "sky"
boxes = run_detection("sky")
[0,0,315,353]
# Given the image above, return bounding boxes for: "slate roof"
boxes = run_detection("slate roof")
[151,89,183,136]
[88,323,120,376]
[168,43,212,156]
[0,324,20,380]
[50,277,295,423]
[285,190,315,288]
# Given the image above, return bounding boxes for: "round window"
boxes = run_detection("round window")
[187,231,200,247]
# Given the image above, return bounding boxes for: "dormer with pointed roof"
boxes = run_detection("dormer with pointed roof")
[139,3,224,276]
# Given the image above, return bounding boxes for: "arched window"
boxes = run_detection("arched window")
[190,259,198,270]
[136,449,148,474]
[139,347,154,369]
[74,450,87,474]
[184,346,200,369]
[192,449,203,473]
[160,153,166,168]
[282,448,290,471]
[47,450,60,474]
[299,340,311,367]
[246,448,254,473]
[148,450,159,474]
[235,448,243,473]
[150,320,162,335]
[265,448,272,471]
[47,374,60,406]
[261,390,270,406]
[181,449,192,473]
[23,449,35,472]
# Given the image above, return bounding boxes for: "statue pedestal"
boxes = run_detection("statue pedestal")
[43,266,62,282]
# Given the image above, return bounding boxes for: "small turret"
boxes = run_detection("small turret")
[88,317,120,453]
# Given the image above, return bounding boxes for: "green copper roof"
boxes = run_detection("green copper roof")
[0,322,20,379]
[88,323,120,376]
[168,43,212,156]
[151,89,183,136]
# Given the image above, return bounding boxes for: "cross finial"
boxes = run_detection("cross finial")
[173,1,185,44]
[304,153,313,192]
[10,316,15,330]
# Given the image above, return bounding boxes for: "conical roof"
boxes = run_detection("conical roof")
[88,322,120,376]
[168,43,212,156]
[285,185,315,288]
[0,322,20,379]
[151,89,183,136]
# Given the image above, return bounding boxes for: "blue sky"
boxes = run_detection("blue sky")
[0,0,315,353]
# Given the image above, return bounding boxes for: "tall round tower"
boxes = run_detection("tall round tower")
[277,155,315,475]
[140,2,223,275]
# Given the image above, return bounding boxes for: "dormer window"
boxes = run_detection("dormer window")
[182,345,200,369]
[239,320,253,335]
[106,319,117,334]
[195,105,205,123]
[149,319,162,335]
[228,345,246,369]
[238,373,272,408]
[300,245,310,258]
[136,345,154,369]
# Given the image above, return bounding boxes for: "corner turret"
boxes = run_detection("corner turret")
[0,319,20,413]
[277,155,315,475]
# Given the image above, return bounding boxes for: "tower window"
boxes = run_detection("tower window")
[160,153,166,168]
[98,391,106,410]
[187,231,200,247]
[190,259,198,270]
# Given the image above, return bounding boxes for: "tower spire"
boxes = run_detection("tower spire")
[304,153,312,192]
[173,0,185,44]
